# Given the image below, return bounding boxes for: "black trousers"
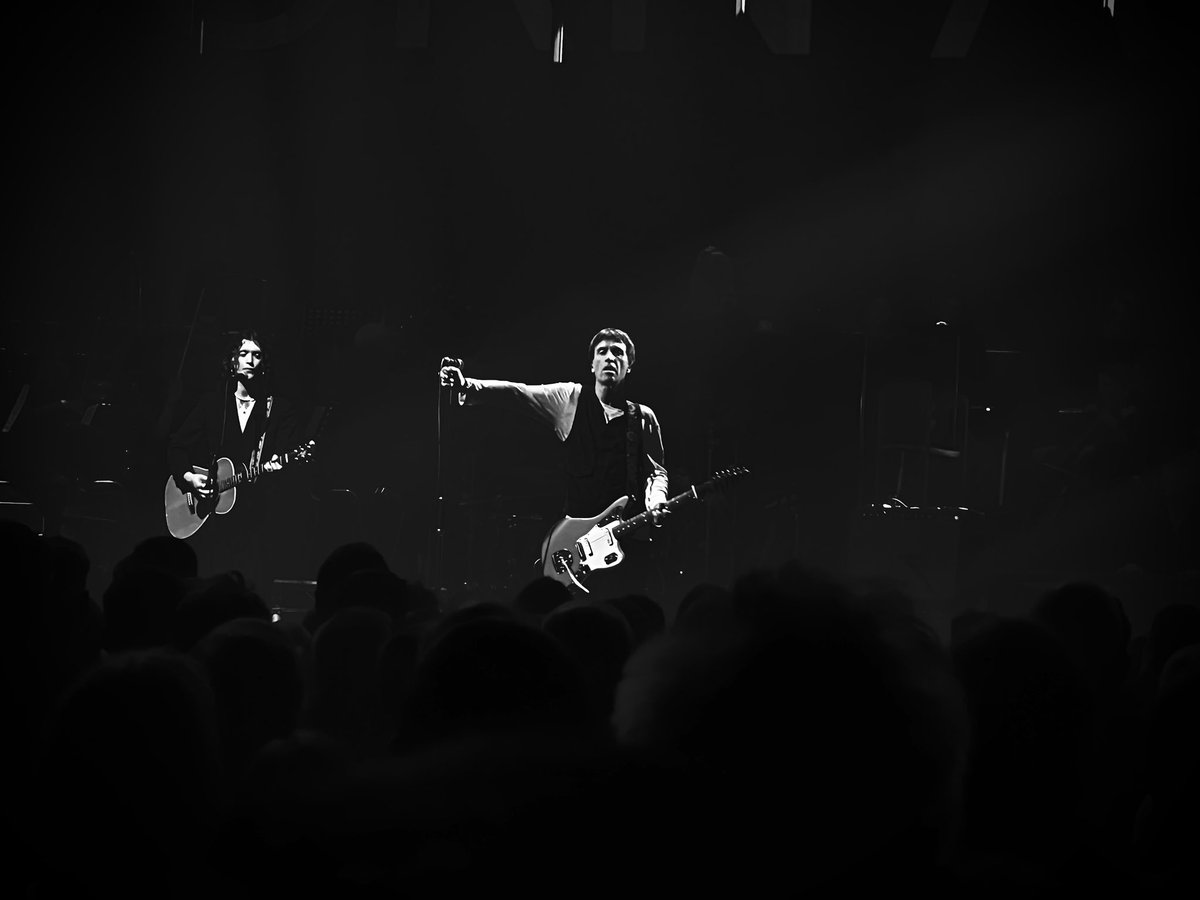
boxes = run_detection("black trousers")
[187,488,279,598]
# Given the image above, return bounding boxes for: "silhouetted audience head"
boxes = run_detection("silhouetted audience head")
[326,567,410,625]
[234,729,353,855]
[35,649,221,893]
[614,563,968,891]
[8,532,99,780]
[379,630,422,733]
[512,576,572,619]
[193,617,304,783]
[41,534,90,596]
[405,580,441,627]
[32,535,104,714]
[399,615,597,752]
[173,571,271,651]
[601,593,666,647]
[308,606,394,757]
[419,600,515,656]
[857,578,919,620]
[312,547,386,624]
[103,565,187,653]
[951,609,1000,645]
[1145,602,1200,684]
[123,534,199,581]
[542,600,635,723]
[672,581,734,632]
[1032,581,1132,700]
[951,616,1095,868]
[1138,643,1200,888]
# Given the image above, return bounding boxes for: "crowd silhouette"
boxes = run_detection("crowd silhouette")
[2,517,1196,898]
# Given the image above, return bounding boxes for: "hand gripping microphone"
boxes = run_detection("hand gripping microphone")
[440,357,464,394]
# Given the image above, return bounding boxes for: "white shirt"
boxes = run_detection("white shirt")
[458,378,669,509]
[236,396,255,432]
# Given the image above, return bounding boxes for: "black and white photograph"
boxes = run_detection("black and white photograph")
[3,2,1196,896]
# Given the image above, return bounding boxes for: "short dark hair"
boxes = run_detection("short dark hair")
[221,329,272,381]
[589,328,636,368]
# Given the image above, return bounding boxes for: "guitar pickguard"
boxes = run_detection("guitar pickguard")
[545,522,625,594]
[576,522,625,572]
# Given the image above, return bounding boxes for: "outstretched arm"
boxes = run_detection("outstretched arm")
[439,363,580,440]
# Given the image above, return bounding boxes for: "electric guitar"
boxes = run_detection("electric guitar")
[540,466,750,593]
[163,440,317,539]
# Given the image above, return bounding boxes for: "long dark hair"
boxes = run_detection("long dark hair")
[220,329,273,390]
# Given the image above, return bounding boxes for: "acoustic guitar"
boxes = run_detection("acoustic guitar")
[164,439,316,539]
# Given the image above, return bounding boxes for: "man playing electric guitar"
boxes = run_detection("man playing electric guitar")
[439,327,669,599]
[167,329,300,590]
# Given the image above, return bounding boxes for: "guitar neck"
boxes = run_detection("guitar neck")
[214,449,298,493]
[611,485,701,537]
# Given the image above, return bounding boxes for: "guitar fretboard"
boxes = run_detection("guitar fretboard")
[213,447,306,493]
[611,486,700,537]
[609,468,747,537]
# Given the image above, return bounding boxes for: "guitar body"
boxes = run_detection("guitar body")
[163,440,317,540]
[540,495,630,592]
[538,467,750,594]
[163,458,239,539]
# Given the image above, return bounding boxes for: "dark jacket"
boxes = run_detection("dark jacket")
[168,390,299,490]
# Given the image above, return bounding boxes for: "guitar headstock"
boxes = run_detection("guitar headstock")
[696,465,750,497]
[291,439,317,463]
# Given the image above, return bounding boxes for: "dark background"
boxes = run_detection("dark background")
[3,1,1196,628]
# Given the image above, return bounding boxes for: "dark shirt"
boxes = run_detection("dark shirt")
[459,378,667,517]
[168,389,299,490]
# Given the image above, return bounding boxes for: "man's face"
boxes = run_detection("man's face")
[592,339,630,388]
[237,340,263,380]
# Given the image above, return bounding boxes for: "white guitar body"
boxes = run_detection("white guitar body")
[539,467,750,594]
[540,496,630,592]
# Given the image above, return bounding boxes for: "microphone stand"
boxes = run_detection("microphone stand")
[212,368,231,493]
[857,330,869,511]
[433,357,463,592]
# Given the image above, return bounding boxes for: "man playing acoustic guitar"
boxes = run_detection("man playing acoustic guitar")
[439,327,669,599]
[167,330,301,590]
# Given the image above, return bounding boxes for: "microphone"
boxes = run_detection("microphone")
[440,357,464,399]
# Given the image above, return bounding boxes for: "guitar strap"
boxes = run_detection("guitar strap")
[249,395,273,473]
[625,400,642,506]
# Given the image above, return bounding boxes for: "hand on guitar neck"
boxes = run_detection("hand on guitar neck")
[182,454,284,497]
